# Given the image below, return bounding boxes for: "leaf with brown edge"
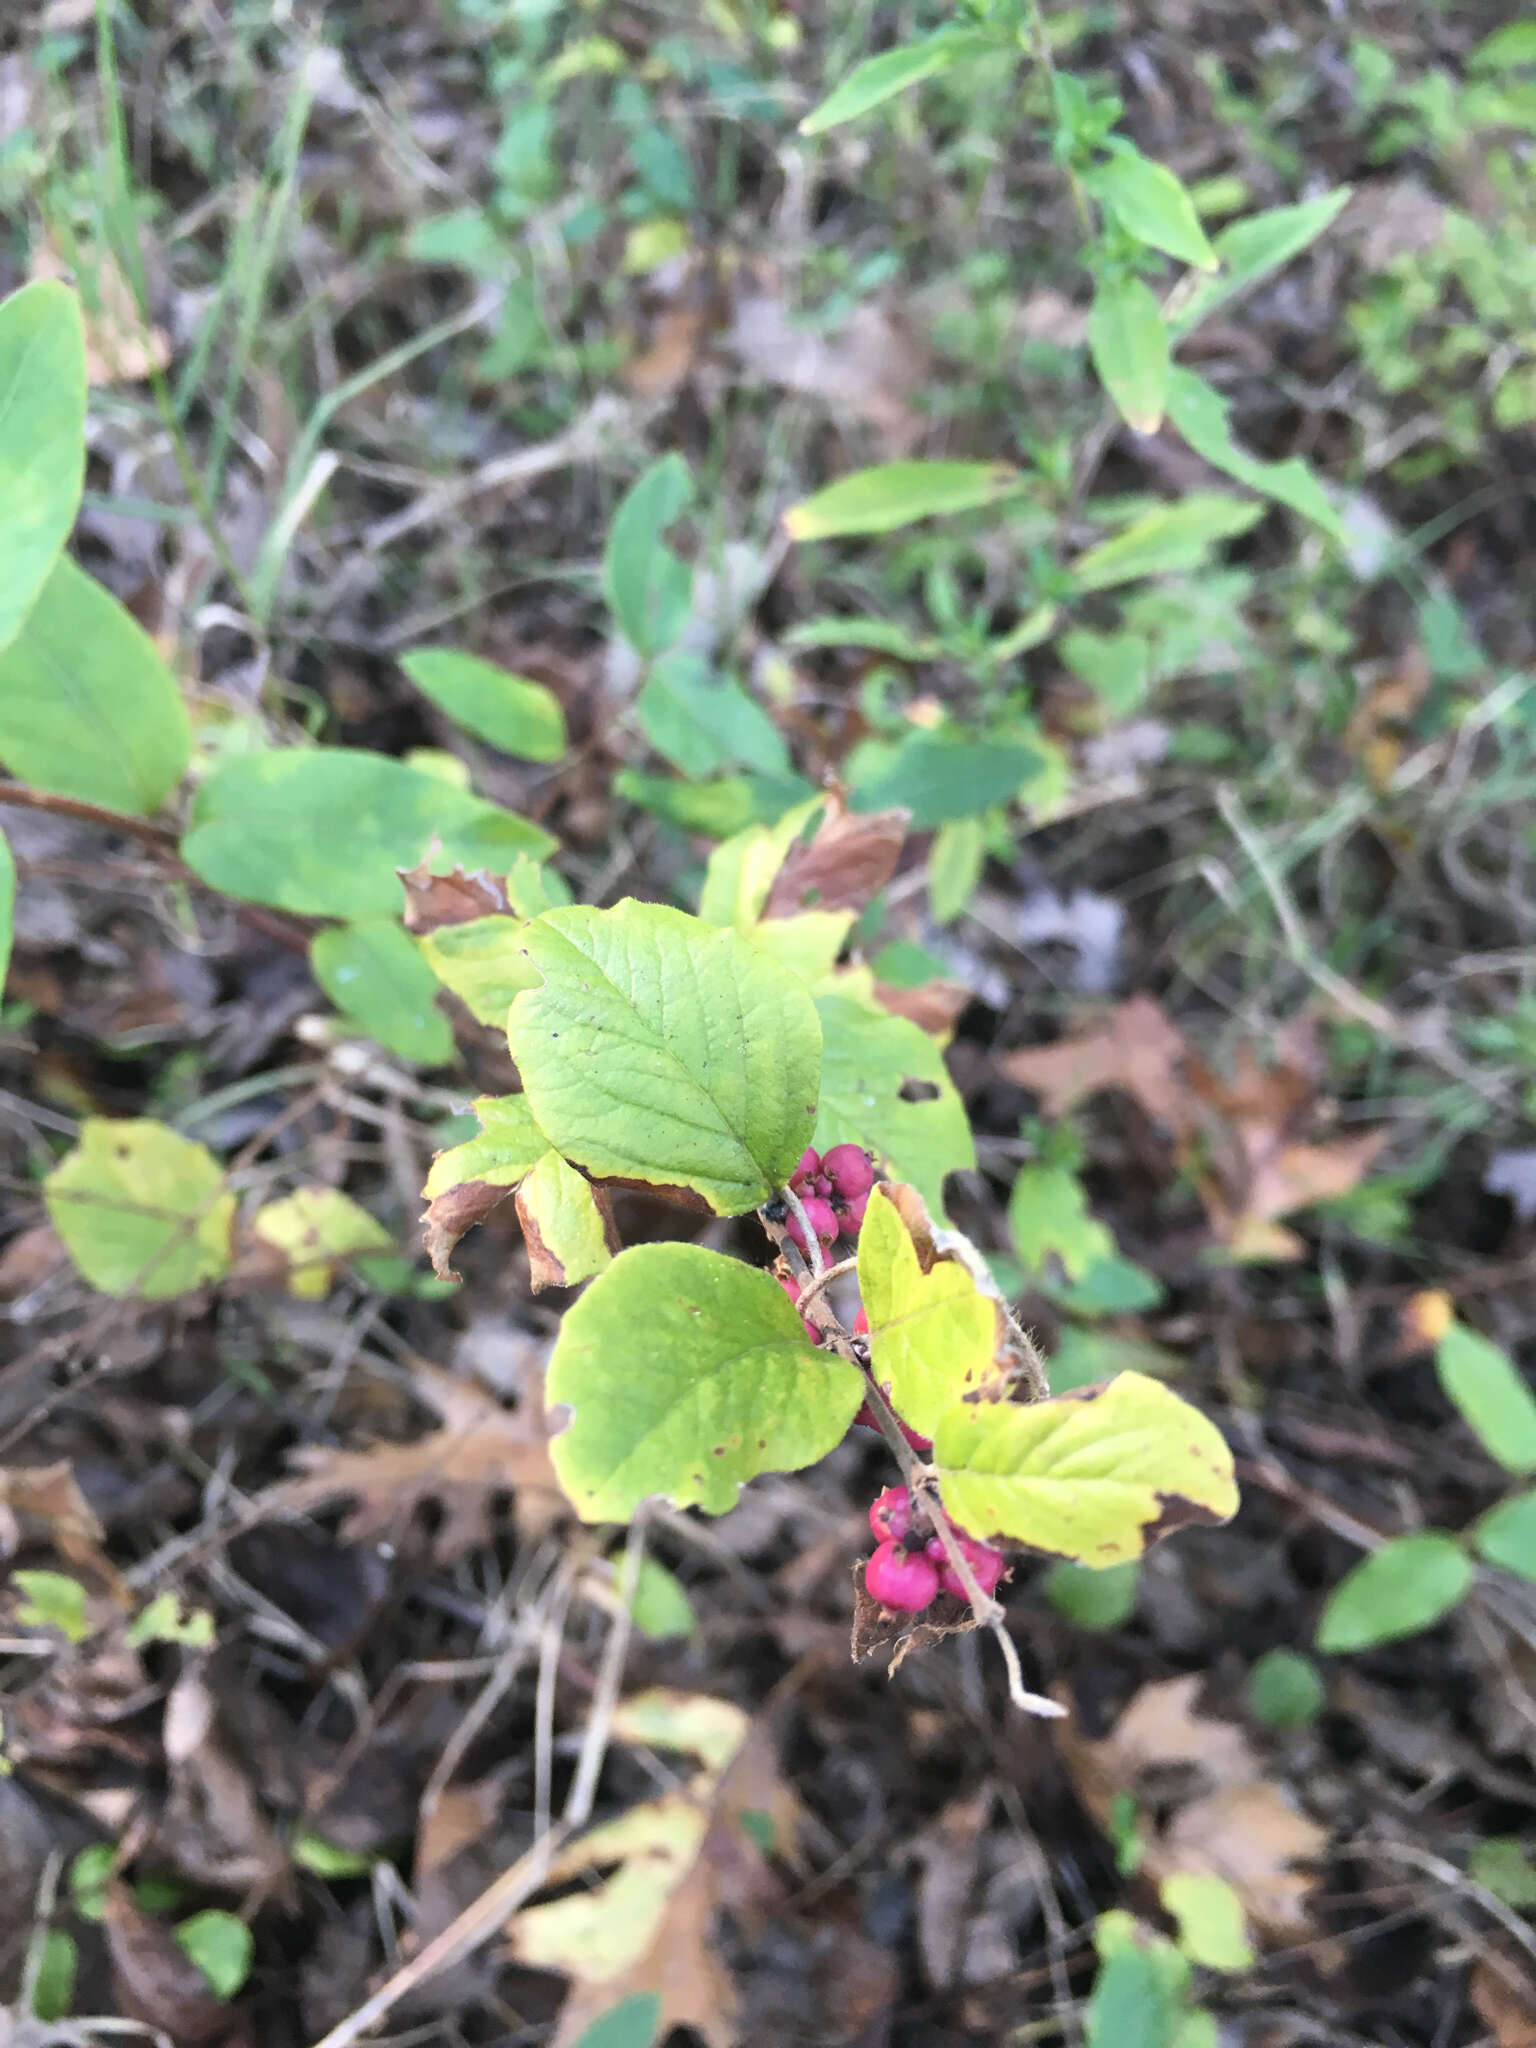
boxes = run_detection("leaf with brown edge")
[515,1151,618,1291]
[507,1696,798,2048]
[764,793,909,918]
[873,977,969,1041]
[274,1358,567,1559]
[932,1371,1238,1567]
[422,1094,549,1278]
[398,858,511,934]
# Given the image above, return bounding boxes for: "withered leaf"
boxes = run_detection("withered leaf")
[276,1359,567,1561]
[998,993,1189,1127]
[399,859,511,935]
[423,1177,520,1281]
[764,795,909,919]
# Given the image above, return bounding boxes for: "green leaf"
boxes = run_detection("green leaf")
[125,1591,216,1648]
[1160,1873,1254,1972]
[517,1148,614,1290]
[784,461,1024,541]
[30,1928,77,2023]
[1315,1532,1472,1652]
[1436,1322,1536,1474]
[857,1184,1003,1442]
[0,556,190,815]
[799,31,990,135]
[1247,1648,1324,1729]
[174,1910,253,2000]
[505,853,572,917]
[182,747,551,916]
[1085,1944,1175,2048]
[571,1993,663,2048]
[311,919,455,1065]
[400,647,567,762]
[1164,368,1343,540]
[1086,147,1218,269]
[814,994,974,1215]
[69,1845,115,1922]
[928,816,985,925]
[0,280,87,656]
[933,1371,1239,1567]
[637,651,790,779]
[292,1830,376,1878]
[615,769,758,838]
[13,1569,90,1642]
[1044,1558,1140,1630]
[852,729,1043,827]
[418,916,541,1026]
[697,799,824,930]
[747,909,853,984]
[0,826,13,992]
[1170,190,1352,337]
[603,454,694,658]
[1470,1837,1536,1909]
[1469,22,1536,71]
[508,901,822,1214]
[787,616,934,658]
[627,1555,696,1640]
[1473,1489,1536,1580]
[1088,273,1170,434]
[45,1118,234,1298]
[423,1093,548,1200]
[546,1242,863,1521]
[1044,1252,1163,1319]
[1071,494,1265,591]
[251,1186,393,1300]
[1047,1327,1181,1394]
[1009,1163,1116,1283]
[1059,628,1152,714]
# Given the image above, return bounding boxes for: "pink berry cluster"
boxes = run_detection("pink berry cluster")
[864,1483,1007,1615]
[784,1144,877,1254]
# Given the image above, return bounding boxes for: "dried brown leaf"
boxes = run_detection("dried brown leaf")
[873,978,970,1041]
[423,1177,519,1281]
[1055,1675,1326,1941]
[728,272,927,453]
[998,994,1191,1128]
[32,238,172,385]
[278,1359,566,1560]
[1473,1956,1536,2047]
[399,860,511,934]
[0,1459,105,1568]
[764,796,909,919]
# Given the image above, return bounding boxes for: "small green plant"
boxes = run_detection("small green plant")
[1315,1316,1536,1653]
[1085,1882,1253,2048]
[0,261,1240,1701]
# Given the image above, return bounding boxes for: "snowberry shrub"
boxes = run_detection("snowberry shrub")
[418,837,1240,1697]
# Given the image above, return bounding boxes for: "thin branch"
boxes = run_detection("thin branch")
[780,1182,827,1283]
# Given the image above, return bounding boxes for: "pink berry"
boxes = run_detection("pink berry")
[791,1148,820,1188]
[841,1191,869,1237]
[787,1196,838,1252]
[813,1174,834,1199]
[822,1144,876,1202]
[864,1540,939,1613]
[869,1484,912,1544]
[776,1272,821,1344]
[935,1536,1007,1601]
[853,1306,870,1335]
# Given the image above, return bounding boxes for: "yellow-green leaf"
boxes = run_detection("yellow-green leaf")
[252,1186,393,1300]
[784,461,1023,542]
[857,1183,1004,1441]
[423,1093,548,1201]
[45,1118,234,1299]
[1088,273,1170,434]
[509,902,822,1215]
[418,916,541,1027]
[933,1371,1238,1566]
[400,646,567,762]
[546,1242,862,1521]
[1436,1320,1536,1474]
[516,1149,613,1291]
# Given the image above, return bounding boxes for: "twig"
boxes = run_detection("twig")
[780,1183,827,1283]
[0,779,313,955]
[793,1254,858,1319]
[858,1375,1064,1721]
[305,1827,570,2048]
[565,1506,649,1829]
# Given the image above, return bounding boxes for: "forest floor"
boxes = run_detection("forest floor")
[3,3,1536,2045]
